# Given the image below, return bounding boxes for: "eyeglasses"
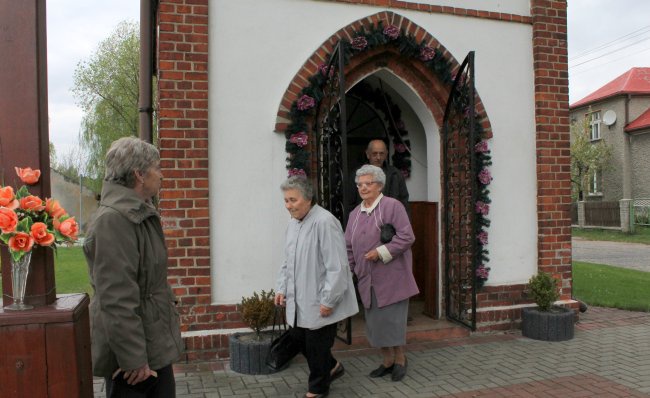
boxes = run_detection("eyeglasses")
[356,181,377,188]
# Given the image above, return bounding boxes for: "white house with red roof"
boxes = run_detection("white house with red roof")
[569,68,650,211]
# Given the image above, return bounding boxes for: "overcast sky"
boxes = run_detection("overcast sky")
[46,1,650,158]
[46,0,139,159]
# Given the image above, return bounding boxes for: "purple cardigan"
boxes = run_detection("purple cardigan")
[344,196,419,309]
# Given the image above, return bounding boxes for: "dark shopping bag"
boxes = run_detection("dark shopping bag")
[266,306,301,371]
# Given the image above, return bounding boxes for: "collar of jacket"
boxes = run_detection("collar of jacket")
[100,181,159,224]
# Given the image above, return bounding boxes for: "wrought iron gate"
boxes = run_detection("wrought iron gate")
[314,42,352,344]
[442,52,478,330]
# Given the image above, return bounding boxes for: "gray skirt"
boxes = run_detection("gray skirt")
[365,288,409,347]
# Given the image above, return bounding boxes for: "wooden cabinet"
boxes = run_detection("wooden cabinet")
[0,294,92,398]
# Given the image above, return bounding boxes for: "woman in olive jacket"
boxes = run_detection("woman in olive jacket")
[83,137,182,397]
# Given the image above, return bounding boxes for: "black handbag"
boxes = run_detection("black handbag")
[266,306,301,372]
[380,223,396,243]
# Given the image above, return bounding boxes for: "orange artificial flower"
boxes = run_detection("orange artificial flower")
[0,207,19,233]
[15,167,41,185]
[0,186,19,209]
[57,217,79,240]
[19,195,45,212]
[45,198,66,219]
[8,232,34,252]
[30,222,55,246]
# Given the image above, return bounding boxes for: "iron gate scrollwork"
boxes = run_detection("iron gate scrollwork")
[442,52,478,330]
[315,42,352,344]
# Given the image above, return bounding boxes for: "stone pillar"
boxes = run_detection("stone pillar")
[577,201,585,228]
[0,0,56,307]
[620,199,633,233]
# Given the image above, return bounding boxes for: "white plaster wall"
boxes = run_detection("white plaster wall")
[397,0,530,16]
[209,0,538,303]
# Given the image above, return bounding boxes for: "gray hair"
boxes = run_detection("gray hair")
[280,176,315,203]
[355,164,386,186]
[104,136,160,188]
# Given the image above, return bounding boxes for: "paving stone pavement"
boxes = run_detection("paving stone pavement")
[93,307,650,397]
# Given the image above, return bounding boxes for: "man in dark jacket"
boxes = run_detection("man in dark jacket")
[365,139,409,213]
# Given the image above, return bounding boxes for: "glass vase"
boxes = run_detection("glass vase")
[5,251,34,311]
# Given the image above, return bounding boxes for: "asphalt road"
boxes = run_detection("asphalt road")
[572,238,650,272]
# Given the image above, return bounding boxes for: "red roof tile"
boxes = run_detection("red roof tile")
[570,67,650,109]
[626,107,650,133]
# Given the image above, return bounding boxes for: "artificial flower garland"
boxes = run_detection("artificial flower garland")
[284,21,492,287]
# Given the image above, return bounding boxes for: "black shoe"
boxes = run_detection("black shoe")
[369,363,394,378]
[391,358,408,382]
[330,362,345,382]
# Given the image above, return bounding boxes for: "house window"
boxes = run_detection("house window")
[588,170,602,196]
[588,111,601,141]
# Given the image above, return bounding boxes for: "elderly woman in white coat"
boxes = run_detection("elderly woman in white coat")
[275,176,359,398]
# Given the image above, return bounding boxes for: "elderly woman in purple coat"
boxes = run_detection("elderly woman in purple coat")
[345,164,418,382]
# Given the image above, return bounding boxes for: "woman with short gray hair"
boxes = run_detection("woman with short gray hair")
[276,176,358,397]
[345,164,417,382]
[84,136,182,397]
[355,164,386,187]
[104,136,161,188]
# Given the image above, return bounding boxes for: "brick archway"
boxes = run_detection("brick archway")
[274,11,493,139]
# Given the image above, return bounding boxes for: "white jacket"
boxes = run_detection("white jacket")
[276,205,359,329]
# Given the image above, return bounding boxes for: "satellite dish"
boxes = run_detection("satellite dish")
[603,110,617,126]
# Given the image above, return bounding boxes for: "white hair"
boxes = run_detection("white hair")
[355,164,386,186]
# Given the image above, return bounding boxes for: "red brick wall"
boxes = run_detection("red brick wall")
[531,0,572,298]
[156,0,228,361]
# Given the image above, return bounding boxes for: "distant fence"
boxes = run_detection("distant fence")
[633,198,650,226]
[584,201,620,227]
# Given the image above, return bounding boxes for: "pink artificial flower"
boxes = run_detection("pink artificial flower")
[318,63,334,78]
[478,168,492,185]
[477,231,488,245]
[400,169,410,178]
[289,132,308,147]
[296,95,316,111]
[395,143,406,153]
[476,265,490,279]
[474,141,489,153]
[351,36,368,51]
[419,46,436,61]
[288,168,307,178]
[475,201,490,216]
[383,24,400,40]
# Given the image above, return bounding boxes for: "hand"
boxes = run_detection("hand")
[274,293,286,306]
[364,249,380,262]
[320,304,333,317]
[121,363,154,385]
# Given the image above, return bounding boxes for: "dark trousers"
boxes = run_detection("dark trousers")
[290,322,338,394]
[105,364,175,398]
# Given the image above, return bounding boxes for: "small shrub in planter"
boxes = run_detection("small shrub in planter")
[229,289,277,374]
[521,272,574,341]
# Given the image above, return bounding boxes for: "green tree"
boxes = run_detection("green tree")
[72,21,141,193]
[571,116,612,201]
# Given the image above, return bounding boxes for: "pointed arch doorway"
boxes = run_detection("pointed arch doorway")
[342,73,439,320]
[310,42,444,338]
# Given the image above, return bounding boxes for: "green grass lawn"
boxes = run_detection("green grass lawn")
[572,226,650,245]
[573,261,650,312]
[0,246,92,295]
